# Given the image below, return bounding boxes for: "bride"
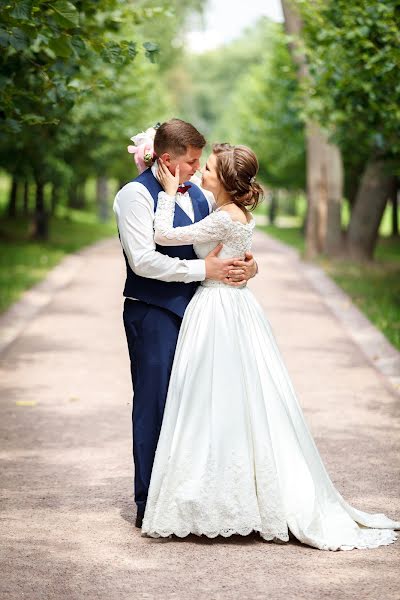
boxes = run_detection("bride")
[141,142,400,551]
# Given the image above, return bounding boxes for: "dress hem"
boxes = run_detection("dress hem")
[140,527,398,551]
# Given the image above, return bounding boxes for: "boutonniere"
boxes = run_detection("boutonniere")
[127,123,160,174]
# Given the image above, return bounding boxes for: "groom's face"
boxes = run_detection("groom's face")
[162,145,202,184]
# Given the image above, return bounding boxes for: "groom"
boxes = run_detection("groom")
[114,119,258,527]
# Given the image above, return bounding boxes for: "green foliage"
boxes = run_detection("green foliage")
[64,50,170,185]
[296,0,400,158]
[173,18,273,138]
[215,24,305,189]
[259,224,305,252]
[323,253,400,351]
[0,0,144,133]
[0,0,153,194]
[0,0,203,194]
[175,18,305,190]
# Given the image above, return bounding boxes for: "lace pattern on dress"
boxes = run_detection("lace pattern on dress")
[201,280,247,288]
[142,449,290,542]
[154,192,254,255]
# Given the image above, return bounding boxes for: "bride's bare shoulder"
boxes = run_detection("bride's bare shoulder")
[219,204,251,224]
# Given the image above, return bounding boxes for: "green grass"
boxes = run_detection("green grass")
[322,257,400,351]
[1,166,399,351]
[260,224,305,253]
[258,224,400,351]
[255,192,399,236]
[0,209,117,313]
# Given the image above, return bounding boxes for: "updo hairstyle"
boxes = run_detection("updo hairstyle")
[212,143,263,211]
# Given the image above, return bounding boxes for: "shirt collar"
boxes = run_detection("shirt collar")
[151,160,159,180]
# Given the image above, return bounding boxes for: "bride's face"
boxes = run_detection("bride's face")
[201,153,223,196]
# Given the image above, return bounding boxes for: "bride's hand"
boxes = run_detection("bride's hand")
[158,158,180,196]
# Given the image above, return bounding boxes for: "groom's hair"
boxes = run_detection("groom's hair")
[154,118,206,157]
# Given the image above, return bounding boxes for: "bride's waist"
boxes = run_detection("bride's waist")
[200,279,247,289]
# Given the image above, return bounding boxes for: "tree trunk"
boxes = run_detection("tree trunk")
[268,191,278,225]
[305,123,324,256]
[324,142,344,255]
[33,179,49,240]
[7,177,18,218]
[68,185,76,208]
[281,1,307,78]
[345,167,362,211]
[68,182,86,209]
[50,184,59,215]
[287,193,297,216]
[390,177,398,237]
[96,176,109,223]
[78,183,86,210]
[23,180,29,215]
[282,0,343,258]
[347,158,395,260]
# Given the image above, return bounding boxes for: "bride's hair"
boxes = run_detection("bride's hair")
[212,143,263,211]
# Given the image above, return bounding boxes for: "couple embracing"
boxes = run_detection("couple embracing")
[114,118,399,551]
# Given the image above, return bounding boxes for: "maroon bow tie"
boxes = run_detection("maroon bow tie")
[177,184,191,194]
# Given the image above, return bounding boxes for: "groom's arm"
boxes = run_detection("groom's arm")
[114,182,205,283]
[226,253,258,286]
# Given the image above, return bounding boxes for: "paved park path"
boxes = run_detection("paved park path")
[1,231,399,600]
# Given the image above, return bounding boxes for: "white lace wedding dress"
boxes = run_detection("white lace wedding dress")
[141,191,400,551]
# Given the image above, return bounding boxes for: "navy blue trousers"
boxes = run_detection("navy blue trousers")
[123,299,182,513]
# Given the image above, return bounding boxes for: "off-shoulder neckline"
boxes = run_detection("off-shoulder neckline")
[214,207,255,228]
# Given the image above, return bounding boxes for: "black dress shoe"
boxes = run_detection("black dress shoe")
[135,508,145,528]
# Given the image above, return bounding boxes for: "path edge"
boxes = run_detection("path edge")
[260,232,400,397]
[2,232,399,398]
[0,237,116,355]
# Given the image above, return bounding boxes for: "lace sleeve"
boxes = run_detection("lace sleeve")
[154,191,232,246]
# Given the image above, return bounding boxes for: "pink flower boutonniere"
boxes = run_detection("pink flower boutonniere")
[127,125,159,174]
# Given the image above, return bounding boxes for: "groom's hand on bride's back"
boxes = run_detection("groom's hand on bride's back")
[205,245,257,284]
[205,244,236,281]
[228,251,258,286]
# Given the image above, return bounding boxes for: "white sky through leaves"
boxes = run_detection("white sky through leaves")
[186,0,283,52]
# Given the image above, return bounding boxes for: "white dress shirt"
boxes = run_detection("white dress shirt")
[113,163,215,298]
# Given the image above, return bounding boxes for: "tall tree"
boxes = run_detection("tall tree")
[0,0,145,237]
[0,0,205,237]
[172,19,305,196]
[214,21,306,193]
[298,0,400,259]
[281,0,343,258]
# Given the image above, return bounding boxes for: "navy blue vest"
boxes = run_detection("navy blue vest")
[121,168,210,318]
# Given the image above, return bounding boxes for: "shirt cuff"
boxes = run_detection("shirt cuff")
[187,259,206,281]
